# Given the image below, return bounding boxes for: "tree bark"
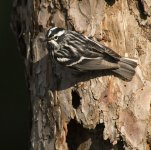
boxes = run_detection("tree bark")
[11,0,151,150]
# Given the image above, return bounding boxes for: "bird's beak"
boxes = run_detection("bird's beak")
[44,38,53,44]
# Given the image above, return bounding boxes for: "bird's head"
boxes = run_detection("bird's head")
[46,27,65,48]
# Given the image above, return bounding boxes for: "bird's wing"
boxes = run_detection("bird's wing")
[54,31,121,71]
[86,38,121,60]
[68,36,121,71]
[54,46,81,66]
[73,58,119,71]
[67,30,121,60]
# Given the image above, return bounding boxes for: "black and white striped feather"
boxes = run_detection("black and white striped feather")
[46,27,137,80]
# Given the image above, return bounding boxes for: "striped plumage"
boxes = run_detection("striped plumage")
[46,27,137,80]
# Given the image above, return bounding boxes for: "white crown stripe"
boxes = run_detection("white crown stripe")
[56,30,65,37]
[48,27,58,37]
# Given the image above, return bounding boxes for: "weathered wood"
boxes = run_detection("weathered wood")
[11,0,151,150]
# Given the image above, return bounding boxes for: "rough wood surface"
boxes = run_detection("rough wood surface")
[11,0,151,150]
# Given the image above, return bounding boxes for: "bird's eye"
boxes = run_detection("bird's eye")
[54,36,58,40]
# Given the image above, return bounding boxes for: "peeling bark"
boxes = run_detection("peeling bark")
[11,0,151,150]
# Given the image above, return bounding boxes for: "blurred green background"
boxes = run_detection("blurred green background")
[0,1,29,150]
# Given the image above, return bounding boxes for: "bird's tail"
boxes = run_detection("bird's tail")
[112,57,137,81]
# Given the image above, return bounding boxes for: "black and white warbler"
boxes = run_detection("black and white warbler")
[46,27,137,80]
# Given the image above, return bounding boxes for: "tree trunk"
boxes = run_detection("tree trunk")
[11,0,151,150]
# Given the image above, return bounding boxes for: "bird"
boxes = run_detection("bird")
[46,27,137,81]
